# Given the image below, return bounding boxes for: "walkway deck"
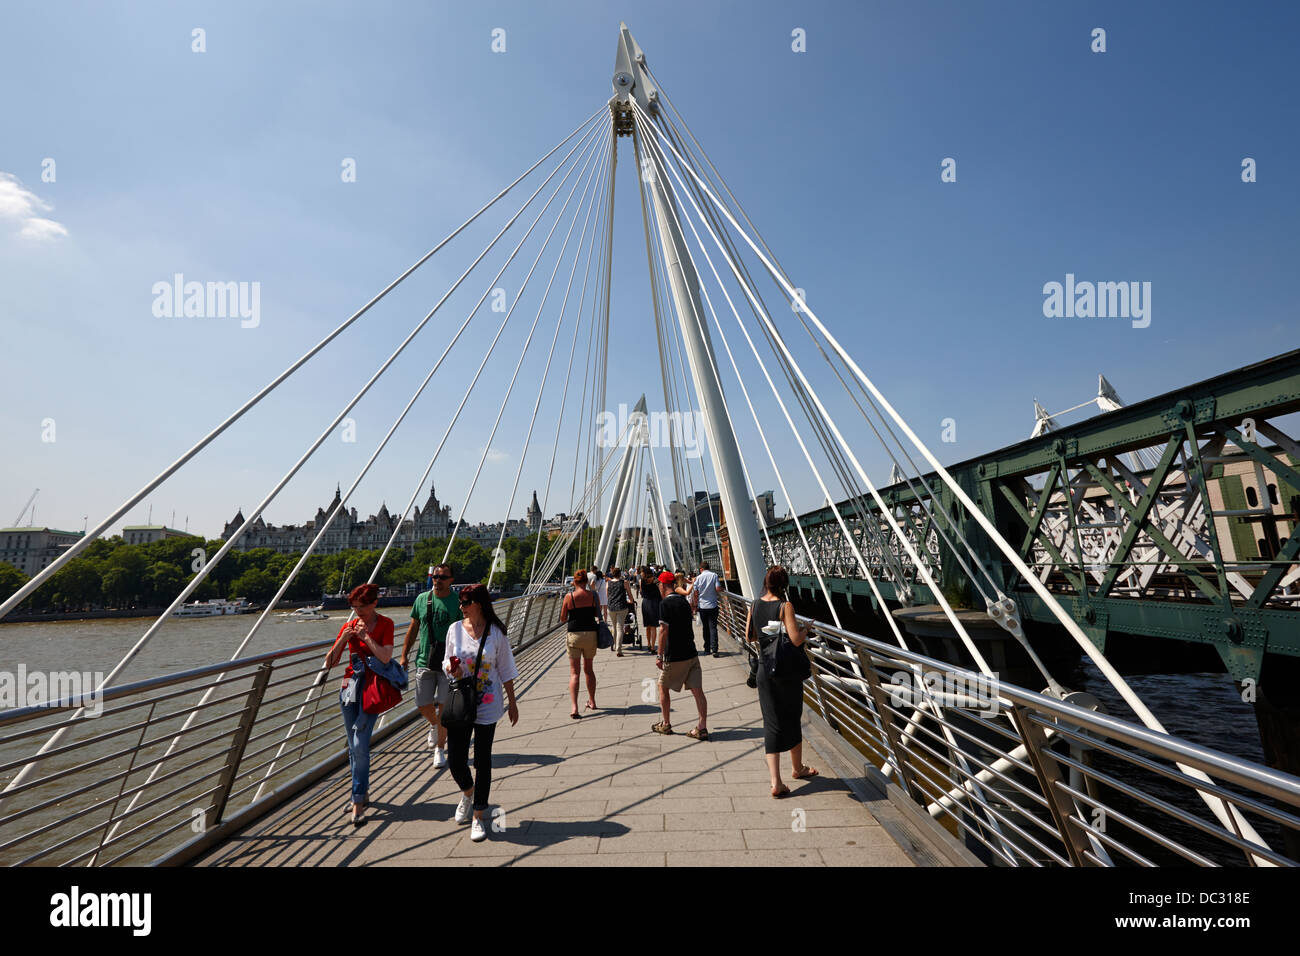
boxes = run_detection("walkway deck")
[198,621,921,867]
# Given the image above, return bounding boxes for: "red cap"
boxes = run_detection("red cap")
[657,571,676,585]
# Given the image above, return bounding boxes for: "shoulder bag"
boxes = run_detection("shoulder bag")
[761,602,813,682]
[443,625,489,729]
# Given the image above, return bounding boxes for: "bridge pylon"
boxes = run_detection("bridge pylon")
[612,24,765,594]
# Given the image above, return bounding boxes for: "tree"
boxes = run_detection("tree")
[144,562,185,606]
[230,567,278,603]
[47,559,102,610]
[100,566,133,607]
[0,562,28,605]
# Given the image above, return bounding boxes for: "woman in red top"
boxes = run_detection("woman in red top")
[324,582,395,826]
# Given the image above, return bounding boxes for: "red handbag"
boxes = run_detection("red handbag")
[362,667,402,715]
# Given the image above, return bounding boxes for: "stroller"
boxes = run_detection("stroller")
[621,607,642,648]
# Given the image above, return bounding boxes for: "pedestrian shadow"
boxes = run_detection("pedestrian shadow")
[502,819,632,848]
[494,752,564,767]
[701,726,763,743]
[621,703,660,716]
[377,801,457,823]
[788,773,849,797]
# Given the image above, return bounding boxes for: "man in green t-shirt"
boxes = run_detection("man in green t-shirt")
[400,562,462,768]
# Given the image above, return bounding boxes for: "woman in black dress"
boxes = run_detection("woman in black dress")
[744,566,817,798]
[640,567,662,654]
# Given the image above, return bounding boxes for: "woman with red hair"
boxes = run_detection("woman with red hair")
[559,569,600,717]
[324,582,395,826]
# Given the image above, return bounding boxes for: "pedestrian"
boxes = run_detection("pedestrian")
[443,583,519,843]
[743,566,818,798]
[692,561,721,657]
[399,562,461,768]
[651,571,709,740]
[606,567,632,656]
[639,566,662,654]
[560,569,599,716]
[674,570,692,598]
[594,568,609,621]
[324,582,395,827]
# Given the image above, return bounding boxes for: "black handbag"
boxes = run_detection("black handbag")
[760,602,812,681]
[443,626,488,729]
[596,619,614,650]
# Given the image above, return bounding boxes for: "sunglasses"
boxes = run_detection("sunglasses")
[432,574,452,580]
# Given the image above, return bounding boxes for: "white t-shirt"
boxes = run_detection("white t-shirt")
[596,579,608,607]
[442,621,518,725]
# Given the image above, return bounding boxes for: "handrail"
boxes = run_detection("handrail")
[719,588,1300,866]
[0,589,568,867]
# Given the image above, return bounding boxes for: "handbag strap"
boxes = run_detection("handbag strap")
[467,621,488,680]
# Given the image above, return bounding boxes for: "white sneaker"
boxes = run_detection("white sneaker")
[455,793,473,824]
[432,746,447,769]
[470,816,488,842]
[426,729,436,748]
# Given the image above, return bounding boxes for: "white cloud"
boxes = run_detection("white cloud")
[0,172,68,241]
[479,446,510,464]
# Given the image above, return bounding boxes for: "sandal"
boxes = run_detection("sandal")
[686,727,709,741]
[651,721,674,735]
[771,785,791,799]
[792,766,819,780]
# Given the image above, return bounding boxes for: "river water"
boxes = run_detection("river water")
[0,612,355,687]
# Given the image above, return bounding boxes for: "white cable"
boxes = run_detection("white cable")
[442,125,613,562]
[527,128,613,588]
[487,129,613,587]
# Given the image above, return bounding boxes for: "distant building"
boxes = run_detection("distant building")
[668,490,775,569]
[222,484,453,555]
[218,484,543,556]
[121,525,190,546]
[0,527,84,576]
[527,490,543,535]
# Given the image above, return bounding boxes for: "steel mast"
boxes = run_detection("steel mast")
[611,23,765,595]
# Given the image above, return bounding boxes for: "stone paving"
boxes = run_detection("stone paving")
[199,620,916,867]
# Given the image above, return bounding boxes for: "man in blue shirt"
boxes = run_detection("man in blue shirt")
[691,561,721,657]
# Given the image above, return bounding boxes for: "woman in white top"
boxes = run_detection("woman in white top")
[442,583,519,843]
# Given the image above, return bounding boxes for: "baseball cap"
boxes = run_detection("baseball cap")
[657,571,676,585]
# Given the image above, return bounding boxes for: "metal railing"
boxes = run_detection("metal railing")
[718,589,1300,866]
[0,589,567,867]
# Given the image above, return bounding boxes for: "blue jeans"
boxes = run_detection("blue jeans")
[340,694,378,803]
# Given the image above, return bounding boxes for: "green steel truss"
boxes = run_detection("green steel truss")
[761,350,1300,682]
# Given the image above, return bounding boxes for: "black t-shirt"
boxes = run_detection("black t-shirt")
[659,593,697,662]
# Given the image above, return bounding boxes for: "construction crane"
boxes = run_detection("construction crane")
[11,488,38,527]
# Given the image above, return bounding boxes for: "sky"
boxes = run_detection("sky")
[1,0,1297,545]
